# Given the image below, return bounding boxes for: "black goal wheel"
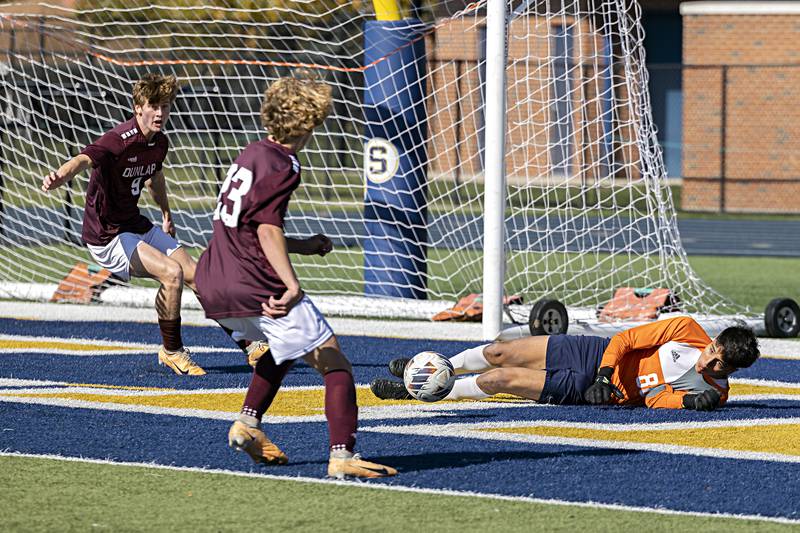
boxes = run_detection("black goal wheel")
[764,298,800,338]
[529,298,569,336]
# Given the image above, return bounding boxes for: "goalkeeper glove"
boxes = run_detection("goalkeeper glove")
[584,367,624,404]
[682,388,721,411]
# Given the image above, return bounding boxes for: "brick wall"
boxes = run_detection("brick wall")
[682,5,800,212]
[427,16,639,185]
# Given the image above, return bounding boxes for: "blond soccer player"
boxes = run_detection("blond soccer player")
[194,75,396,479]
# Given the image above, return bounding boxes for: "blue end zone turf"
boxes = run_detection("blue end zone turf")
[1,401,799,519]
[2,318,800,520]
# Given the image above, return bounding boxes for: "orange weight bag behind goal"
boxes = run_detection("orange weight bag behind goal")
[51,262,118,304]
[598,287,680,323]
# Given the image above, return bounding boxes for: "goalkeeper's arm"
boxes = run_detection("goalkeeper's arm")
[682,388,722,411]
[584,367,624,405]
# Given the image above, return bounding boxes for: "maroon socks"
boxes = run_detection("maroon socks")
[324,369,358,453]
[157,318,183,352]
[241,354,293,421]
[238,359,358,455]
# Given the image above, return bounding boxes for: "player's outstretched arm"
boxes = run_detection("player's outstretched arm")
[41,154,92,192]
[286,234,333,256]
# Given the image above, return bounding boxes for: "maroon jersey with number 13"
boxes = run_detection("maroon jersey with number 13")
[196,138,301,319]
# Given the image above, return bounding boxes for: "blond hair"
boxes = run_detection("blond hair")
[132,73,178,107]
[260,76,332,143]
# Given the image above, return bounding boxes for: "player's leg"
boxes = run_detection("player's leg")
[303,335,397,479]
[456,367,547,401]
[448,338,549,400]
[482,335,550,370]
[168,246,198,292]
[129,238,205,376]
[168,245,269,367]
[447,336,549,373]
[217,316,290,464]
[453,336,602,403]
[388,336,550,380]
[233,351,292,460]
[376,336,550,400]
[387,343,492,378]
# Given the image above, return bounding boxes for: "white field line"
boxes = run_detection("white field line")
[2,378,800,444]
[365,417,800,432]
[1,451,798,526]
[0,378,67,387]
[363,420,800,464]
[0,396,240,421]
[731,378,800,389]
[0,374,798,421]
[730,395,800,402]
[1,375,797,400]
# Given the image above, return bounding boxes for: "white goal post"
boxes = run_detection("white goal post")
[0,0,755,338]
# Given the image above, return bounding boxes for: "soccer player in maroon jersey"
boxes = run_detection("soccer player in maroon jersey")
[195,75,396,479]
[39,73,269,375]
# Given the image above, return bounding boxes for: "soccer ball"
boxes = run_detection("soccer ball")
[403,351,455,402]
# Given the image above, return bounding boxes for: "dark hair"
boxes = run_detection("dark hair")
[717,326,760,369]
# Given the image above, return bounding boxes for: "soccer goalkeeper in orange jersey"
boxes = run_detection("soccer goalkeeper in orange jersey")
[371,316,759,411]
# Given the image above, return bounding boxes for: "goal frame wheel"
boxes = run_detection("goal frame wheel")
[528,298,569,336]
[764,298,800,338]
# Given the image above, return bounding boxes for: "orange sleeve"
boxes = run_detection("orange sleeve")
[645,385,688,409]
[647,384,729,410]
[600,316,707,369]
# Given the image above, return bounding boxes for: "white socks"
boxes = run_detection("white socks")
[449,344,492,374]
[238,414,261,428]
[444,376,491,401]
[330,445,354,460]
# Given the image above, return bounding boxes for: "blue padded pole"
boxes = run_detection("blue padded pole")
[362,19,428,299]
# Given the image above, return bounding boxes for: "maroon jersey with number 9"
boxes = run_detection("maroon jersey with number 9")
[196,138,301,319]
[80,117,168,245]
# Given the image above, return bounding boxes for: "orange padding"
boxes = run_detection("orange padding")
[51,262,114,304]
[599,287,678,323]
[432,293,522,322]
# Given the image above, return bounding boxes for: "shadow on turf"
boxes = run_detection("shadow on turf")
[194,360,395,377]
[199,364,254,374]
[288,448,639,474]
[726,402,800,410]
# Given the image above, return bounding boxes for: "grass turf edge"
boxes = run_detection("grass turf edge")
[0,454,796,532]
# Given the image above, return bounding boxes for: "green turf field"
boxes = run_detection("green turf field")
[1,455,793,532]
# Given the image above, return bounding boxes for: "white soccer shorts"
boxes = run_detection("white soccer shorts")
[86,226,181,282]
[218,295,334,364]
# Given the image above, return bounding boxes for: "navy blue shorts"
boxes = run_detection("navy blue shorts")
[538,335,610,405]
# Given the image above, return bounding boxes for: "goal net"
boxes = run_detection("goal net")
[0,0,750,329]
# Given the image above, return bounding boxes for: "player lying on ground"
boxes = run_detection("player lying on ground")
[41,73,268,375]
[371,316,760,410]
[194,74,396,479]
